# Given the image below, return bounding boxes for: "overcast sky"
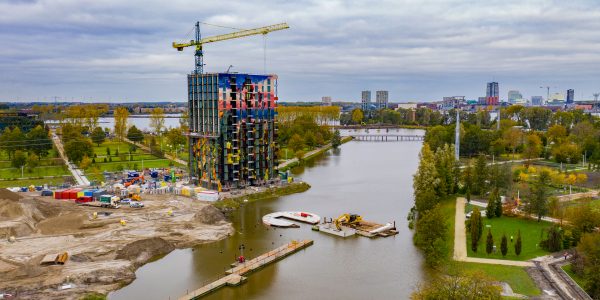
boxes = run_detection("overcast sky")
[1,0,600,103]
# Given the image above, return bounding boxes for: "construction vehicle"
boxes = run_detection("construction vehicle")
[79,195,120,209]
[127,192,141,201]
[124,176,144,187]
[334,214,363,231]
[172,22,289,74]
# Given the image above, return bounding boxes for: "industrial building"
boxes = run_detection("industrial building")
[187,72,278,190]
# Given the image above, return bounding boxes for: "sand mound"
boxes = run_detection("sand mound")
[194,205,226,225]
[116,237,174,266]
[0,200,23,219]
[0,188,22,202]
[36,212,86,235]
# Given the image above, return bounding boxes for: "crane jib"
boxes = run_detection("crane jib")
[172,23,289,49]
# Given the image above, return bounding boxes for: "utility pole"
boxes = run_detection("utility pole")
[455,109,460,160]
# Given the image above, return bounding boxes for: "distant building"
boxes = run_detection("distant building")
[549,92,565,102]
[508,90,522,103]
[442,96,465,110]
[395,103,418,110]
[376,91,389,109]
[486,82,499,105]
[566,89,575,104]
[361,91,371,111]
[477,97,487,105]
[322,96,332,106]
[531,96,543,106]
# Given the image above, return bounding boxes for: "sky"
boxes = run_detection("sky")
[1,0,600,103]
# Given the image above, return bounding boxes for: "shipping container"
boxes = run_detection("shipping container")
[99,195,112,203]
[75,196,93,203]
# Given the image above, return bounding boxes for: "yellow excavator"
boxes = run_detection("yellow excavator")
[334,214,363,230]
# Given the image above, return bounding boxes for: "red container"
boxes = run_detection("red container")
[54,189,65,199]
[68,189,81,199]
[56,189,69,200]
[76,196,92,203]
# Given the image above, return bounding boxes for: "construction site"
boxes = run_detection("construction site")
[0,188,232,299]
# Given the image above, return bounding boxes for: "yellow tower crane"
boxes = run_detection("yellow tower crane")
[173,22,289,74]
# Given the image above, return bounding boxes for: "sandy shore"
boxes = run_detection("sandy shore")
[0,189,233,299]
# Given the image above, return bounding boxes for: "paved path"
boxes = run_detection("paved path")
[277,136,352,170]
[50,129,90,186]
[459,158,543,169]
[123,137,187,166]
[469,200,564,224]
[454,197,534,267]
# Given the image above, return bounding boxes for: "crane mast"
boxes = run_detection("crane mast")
[173,22,290,74]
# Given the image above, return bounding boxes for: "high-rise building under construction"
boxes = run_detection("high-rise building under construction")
[188,72,278,190]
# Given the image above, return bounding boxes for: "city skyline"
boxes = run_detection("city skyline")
[2,1,600,102]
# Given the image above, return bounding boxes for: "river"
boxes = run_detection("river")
[108,129,425,299]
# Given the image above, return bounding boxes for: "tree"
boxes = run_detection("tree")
[522,133,542,162]
[80,155,92,170]
[91,127,106,146]
[486,229,494,255]
[547,124,567,145]
[527,169,550,221]
[351,108,364,124]
[471,207,483,252]
[473,154,488,195]
[494,191,503,218]
[542,225,563,252]
[165,127,186,153]
[566,203,600,234]
[503,127,523,159]
[486,189,497,219]
[515,230,522,256]
[149,107,165,134]
[413,144,439,213]
[552,143,580,164]
[26,153,39,172]
[64,138,93,164]
[27,125,52,158]
[1,127,25,159]
[463,159,474,202]
[106,146,111,157]
[411,270,502,299]
[113,107,129,141]
[11,150,27,169]
[414,205,448,268]
[498,234,507,257]
[288,134,305,152]
[127,125,144,143]
[575,232,600,298]
[332,129,341,149]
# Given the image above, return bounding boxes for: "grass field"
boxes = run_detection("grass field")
[467,215,552,260]
[0,176,70,188]
[459,262,540,296]
[0,165,69,179]
[561,264,587,291]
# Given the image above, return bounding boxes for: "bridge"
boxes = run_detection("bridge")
[350,134,424,142]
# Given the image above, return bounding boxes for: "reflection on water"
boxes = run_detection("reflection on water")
[109,131,425,300]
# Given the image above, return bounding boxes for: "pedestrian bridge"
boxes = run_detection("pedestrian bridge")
[351,134,424,142]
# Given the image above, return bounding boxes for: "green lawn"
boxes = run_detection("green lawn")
[440,197,456,259]
[0,176,69,188]
[0,165,69,179]
[459,262,540,296]
[561,263,587,290]
[467,216,552,261]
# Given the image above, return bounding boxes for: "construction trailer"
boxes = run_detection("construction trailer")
[188,73,278,190]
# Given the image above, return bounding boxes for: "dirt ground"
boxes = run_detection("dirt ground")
[0,189,233,299]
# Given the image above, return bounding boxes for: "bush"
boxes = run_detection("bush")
[515,230,522,256]
[486,229,494,255]
[501,234,508,257]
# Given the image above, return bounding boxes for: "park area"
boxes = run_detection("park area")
[85,140,184,182]
[0,148,71,188]
[466,213,552,261]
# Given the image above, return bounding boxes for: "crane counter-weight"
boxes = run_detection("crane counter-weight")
[172,21,289,74]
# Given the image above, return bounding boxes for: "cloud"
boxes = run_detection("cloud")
[1,0,600,102]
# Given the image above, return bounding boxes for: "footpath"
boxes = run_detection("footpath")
[277,136,352,170]
[50,129,90,186]
[123,137,187,166]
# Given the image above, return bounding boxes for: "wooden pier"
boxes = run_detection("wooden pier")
[178,240,313,300]
[351,134,424,142]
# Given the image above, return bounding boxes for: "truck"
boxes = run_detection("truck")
[79,194,120,209]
